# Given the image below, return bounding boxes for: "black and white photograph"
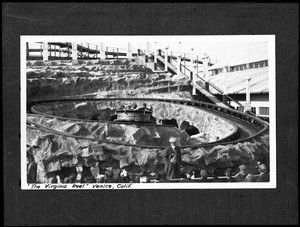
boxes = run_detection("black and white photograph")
[4,2,298,226]
[22,35,276,189]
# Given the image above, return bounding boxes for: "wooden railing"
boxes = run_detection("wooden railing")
[156,50,244,110]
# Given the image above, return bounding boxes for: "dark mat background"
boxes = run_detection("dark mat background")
[3,3,298,225]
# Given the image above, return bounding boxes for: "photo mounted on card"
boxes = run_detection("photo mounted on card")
[21,35,276,190]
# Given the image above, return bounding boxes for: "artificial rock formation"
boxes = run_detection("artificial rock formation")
[27,58,192,100]
[26,59,269,183]
[31,100,237,142]
[27,125,269,183]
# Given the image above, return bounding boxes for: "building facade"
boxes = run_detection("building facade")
[208,59,269,121]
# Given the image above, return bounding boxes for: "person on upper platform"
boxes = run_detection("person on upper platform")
[132,103,138,110]
[137,103,152,111]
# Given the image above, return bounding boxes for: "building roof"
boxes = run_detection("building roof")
[209,67,269,94]
[208,42,268,70]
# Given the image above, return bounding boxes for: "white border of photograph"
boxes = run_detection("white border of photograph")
[21,35,276,190]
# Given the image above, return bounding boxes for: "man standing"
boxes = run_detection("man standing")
[163,137,183,180]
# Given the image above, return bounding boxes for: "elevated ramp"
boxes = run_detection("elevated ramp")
[195,80,228,108]
[155,54,229,108]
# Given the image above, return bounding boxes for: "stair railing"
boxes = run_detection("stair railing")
[138,49,165,71]
[157,49,244,110]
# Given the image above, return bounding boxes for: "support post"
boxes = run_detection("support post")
[49,44,52,58]
[165,47,169,72]
[244,75,251,112]
[127,42,133,58]
[26,42,29,59]
[191,48,197,95]
[100,42,106,59]
[203,53,209,91]
[192,71,196,95]
[184,53,186,74]
[222,66,228,104]
[42,42,48,61]
[177,55,181,76]
[72,42,78,60]
[138,49,146,66]
[196,55,199,76]
[190,48,194,81]
[177,42,181,76]
[154,42,157,70]
[67,43,70,59]
[146,42,151,56]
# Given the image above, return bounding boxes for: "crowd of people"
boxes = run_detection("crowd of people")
[160,137,269,183]
[177,162,270,183]
[27,160,269,184]
[42,166,165,184]
[27,136,269,184]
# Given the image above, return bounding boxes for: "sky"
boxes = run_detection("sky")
[109,39,269,66]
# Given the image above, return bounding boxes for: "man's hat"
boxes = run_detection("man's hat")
[239,165,246,171]
[81,146,90,158]
[169,137,177,143]
[200,170,208,178]
[258,164,267,172]
[105,167,113,171]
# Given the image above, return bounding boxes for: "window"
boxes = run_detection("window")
[251,107,256,114]
[259,107,269,116]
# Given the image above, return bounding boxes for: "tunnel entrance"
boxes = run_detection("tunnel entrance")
[110,114,118,121]
[162,118,178,127]
[161,119,200,136]
[180,121,200,136]
[185,125,200,136]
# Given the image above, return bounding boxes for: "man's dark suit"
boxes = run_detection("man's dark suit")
[163,146,182,180]
[257,172,270,182]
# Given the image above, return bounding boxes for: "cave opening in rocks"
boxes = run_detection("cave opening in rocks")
[180,121,200,136]
[110,114,118,121]
[161,118,178,127]
[149,115,157,124]
[185,125,200,136]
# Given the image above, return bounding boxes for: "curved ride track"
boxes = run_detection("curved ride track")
[28,97,269,148]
